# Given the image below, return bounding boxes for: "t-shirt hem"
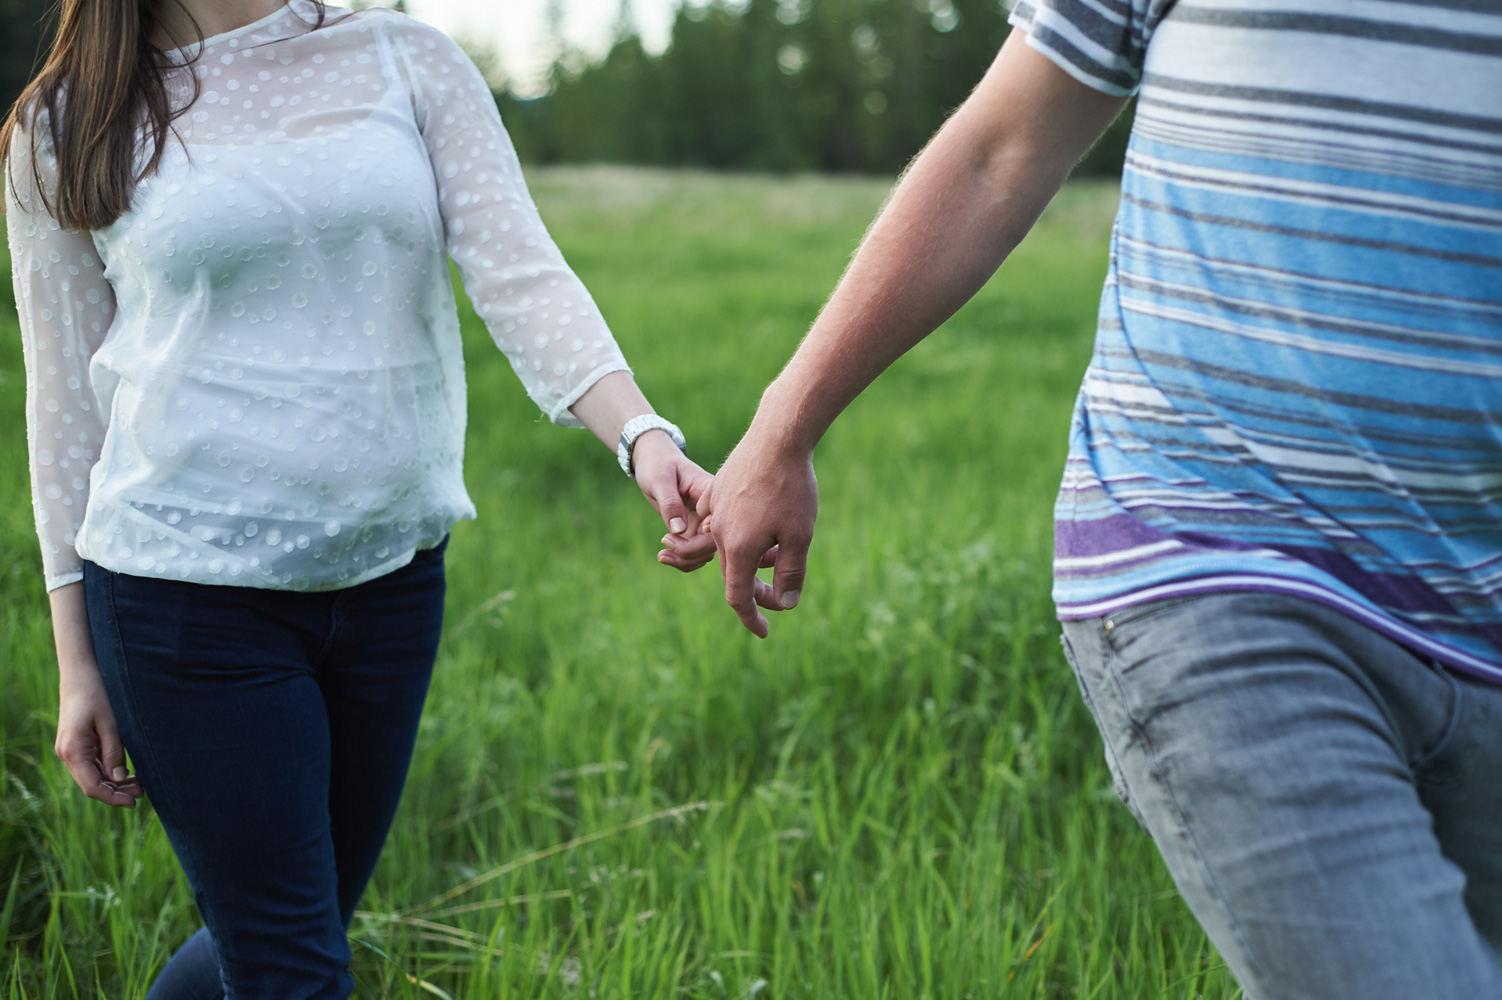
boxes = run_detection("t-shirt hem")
[1055,573,1502,686]
[1008,8,1140,98]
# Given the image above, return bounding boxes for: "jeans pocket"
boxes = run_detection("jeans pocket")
[1100,595,1205,656]
[1412,661,1463,785]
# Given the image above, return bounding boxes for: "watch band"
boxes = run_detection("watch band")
[617,414,686,478]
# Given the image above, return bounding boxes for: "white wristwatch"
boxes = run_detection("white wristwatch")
[617,414,686,478]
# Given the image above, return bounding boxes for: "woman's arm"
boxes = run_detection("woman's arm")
[697,31,1128,635]
[393,18,631,427]
[8,114,141,805]
[6,115,114,591]
[390,19,714,570]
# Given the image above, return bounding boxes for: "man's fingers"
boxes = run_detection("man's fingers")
[759,545,779,569]
[772,534,811,610]
[721,542,769,638]
[751,576,781,611]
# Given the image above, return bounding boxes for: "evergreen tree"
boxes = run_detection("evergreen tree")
[1,0,55,121]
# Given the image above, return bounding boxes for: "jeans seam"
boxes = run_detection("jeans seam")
[1064,631,1141,823]
[313,593,346,669]
[1097,625,1279,999]
[97,569,216,945]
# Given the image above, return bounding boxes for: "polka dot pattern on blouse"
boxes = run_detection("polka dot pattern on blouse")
[6,1,630,592]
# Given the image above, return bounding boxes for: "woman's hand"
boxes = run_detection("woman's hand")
[56,662,143,808]
[566,372,719,573]
[632,430,718,572]
[49,582,143,807]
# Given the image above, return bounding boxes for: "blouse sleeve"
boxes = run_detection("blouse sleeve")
[1008,0,1174,97]
[5,117,114,591]
[388,19,630,428]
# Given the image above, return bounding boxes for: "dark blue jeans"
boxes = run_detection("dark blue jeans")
[85,542,447,1000]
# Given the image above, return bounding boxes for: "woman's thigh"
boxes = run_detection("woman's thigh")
[85,561,441,1000]
[1061,592,1502,1000]
[317,543,446,923]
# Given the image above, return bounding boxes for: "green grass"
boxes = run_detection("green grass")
[0,167,1240,998]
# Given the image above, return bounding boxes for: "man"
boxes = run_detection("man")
[682,3,1502,996]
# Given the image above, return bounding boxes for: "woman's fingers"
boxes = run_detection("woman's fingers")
[56,677,143,808]
[663,456,714,538]
[654,483,691,536]
[635,443,719,564]
[635,439,708,537]
[56,732,140,808]
[98,718,129,785]
[659,530,717,572]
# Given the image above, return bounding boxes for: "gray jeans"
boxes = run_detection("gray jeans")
[1061,592,1502,1000]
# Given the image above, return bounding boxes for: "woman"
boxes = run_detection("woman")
[4,0,716,995]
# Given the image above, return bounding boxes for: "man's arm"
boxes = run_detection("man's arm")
[698,30,1127,636]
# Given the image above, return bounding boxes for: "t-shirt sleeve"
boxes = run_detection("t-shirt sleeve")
[386,17,630,429]
[1008,0,1169,97]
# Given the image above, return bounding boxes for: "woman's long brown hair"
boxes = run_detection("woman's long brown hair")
[1,1,320,232]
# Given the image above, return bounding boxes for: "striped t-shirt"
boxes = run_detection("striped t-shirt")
[1011,0,1502,681]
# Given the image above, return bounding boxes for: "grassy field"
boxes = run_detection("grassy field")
[0,168,1240,998]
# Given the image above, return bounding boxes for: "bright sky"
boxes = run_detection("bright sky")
[406,0,681,96]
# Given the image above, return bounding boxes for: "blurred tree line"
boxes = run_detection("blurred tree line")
[1,0,55,119]
[499,0,1132,176]
[0,0,1129,178]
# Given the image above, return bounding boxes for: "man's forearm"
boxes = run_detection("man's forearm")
[749,31,1126,454]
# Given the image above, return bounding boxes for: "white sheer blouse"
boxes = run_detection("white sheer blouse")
[6,1,630,592]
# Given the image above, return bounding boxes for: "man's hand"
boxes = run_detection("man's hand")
[632,430,718,572]
[696,425,817,638]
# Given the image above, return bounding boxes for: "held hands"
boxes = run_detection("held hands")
[694,427,817,638]
[632,429,718,572]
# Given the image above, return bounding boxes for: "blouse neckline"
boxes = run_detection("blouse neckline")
[158,1,303,59]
